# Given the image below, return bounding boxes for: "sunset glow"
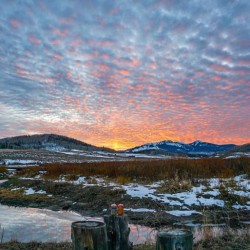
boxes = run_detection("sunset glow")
[0,0,249,150]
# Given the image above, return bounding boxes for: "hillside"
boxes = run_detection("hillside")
[226,143,250,153]
[0,134,110,152]
[219,143,250,158]
[126,140,236,157]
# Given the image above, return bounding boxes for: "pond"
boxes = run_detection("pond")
[0,204,154,244]
[0,204,249,245]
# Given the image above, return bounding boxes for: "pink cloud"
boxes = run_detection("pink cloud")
[28,35,41,45]
[51,39,61,46]
[53,28,69,37]
[10,19,21,29]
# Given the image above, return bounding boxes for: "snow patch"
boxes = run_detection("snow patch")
[125,208,156,213]
[3,159,40,166]
[166,210,201,217]
[25,188,47,195]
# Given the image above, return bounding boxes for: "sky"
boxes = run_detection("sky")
[0,0,249,150]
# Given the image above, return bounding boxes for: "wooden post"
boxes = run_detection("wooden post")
[104,215,132,250]
[71,220,108,250]
[156,229,193,250]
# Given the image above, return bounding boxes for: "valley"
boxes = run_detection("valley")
[0,135,249,249]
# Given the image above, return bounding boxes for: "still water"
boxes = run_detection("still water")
[0,204,155,244]
[0,204,249,244]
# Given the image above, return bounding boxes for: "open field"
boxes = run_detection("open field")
[0,156,249,247]
[1,157,250,216]
[0,149,174,166]
[13,156,250,180]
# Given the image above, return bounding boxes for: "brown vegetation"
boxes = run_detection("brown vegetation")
[0,166,7,174]
[157,172,193,193]
[1,234,250,250]
[18,157,250,182]
[0,241,72,250]
[0,166,7,179]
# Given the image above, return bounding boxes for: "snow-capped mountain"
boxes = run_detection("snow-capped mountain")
[126,140,236,156]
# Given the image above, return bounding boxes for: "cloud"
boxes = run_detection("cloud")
[0,0,249,149]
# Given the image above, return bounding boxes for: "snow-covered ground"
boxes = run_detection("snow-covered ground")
[0,149,175,167]
[3,159,40,166]
[0,179,8,184]
[17,173,250,212]
[122,175,250,210]
[122,182,226,208]
[225,152,250,158]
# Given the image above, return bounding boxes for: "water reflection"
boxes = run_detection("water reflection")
[0,204,249,245]
[0,204,153,244]
[129,224,156,244]
[0,205,91,242]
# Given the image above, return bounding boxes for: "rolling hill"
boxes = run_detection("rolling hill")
[0,134,112,152]
[125,140,236,157]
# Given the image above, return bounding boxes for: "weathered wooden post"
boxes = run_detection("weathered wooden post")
[104,214,132,250]
[156,229,193,250]
[71,220,108,250]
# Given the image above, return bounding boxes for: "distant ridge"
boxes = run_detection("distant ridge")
[0,134,113,152]
[125,140,236,157]
[226,143,250,153]
[0,134,245,157]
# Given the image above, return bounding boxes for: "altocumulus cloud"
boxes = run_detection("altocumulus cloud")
[0,0,249,149]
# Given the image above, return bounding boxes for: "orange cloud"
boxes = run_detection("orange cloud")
[119,69,130,75]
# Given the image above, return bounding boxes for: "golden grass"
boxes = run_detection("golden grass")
[157,172,193,193]
[17,157,250,182]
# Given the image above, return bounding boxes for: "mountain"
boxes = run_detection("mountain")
[219,143,250,158]
[0,134,242,157]
[226,143,250,153]
[0,134,112,152]
[126,140,236,157]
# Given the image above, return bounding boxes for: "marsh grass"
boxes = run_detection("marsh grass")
[156,172,193,193]
[17,157,250,182]
[116,175,132,185]
[0,166,7,174]
[0,234,249,250]
[64,174,78,181]
[0,185,51,205]
[0,166,7,179]
[86,177,98,184]
[194,233,250,249]
[0,241,72,250]
[218,184,248,207]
